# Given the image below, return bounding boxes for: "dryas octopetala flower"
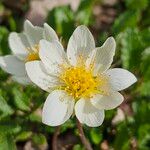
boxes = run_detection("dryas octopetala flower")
[0,20,58,84]
[26,25,137,127]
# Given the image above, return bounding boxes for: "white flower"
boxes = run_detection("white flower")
[0,20,58,85]
[26,25,137,127]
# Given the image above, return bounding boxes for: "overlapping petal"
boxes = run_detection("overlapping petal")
[67,25,95,66]
[42,90,75,126]
[12,75,31,85]
[26,61,60,92]
[86,37,116,74]
[39,40,67,75]
[75,99,105,127]
[91,91,124,110]
[0,55,26,76]
[9,32,30,60]
[43,23,59,41]
[106,68,137,91]
[24,20,44,46]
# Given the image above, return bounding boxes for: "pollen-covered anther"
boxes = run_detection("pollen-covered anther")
[59,65,107,99]
[26,44,40,62]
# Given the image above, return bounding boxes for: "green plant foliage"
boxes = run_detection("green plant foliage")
[47,6,75,41]
[0,94,14,119]
[16,131,32,141]
[90,128,102,145]
[0,134,17,150]
[125,0,149,10]
[0,26,9,55]
[113,10,141,34]
[47,0,94,41]
[32,133,47,145]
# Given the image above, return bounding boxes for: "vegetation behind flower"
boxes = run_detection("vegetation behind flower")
[0,0,149,149]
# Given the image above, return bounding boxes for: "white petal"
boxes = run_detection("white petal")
[9,32,29,60]
[75,99,104,127]
[39,40,67,75]
[43,23,59,41]
[86,37,116,74]
[42,90,75,126]
[25,61,59,92]
[67,25,95,66]
[24,20,43,46]
[106,68,137,91]
[0,55,26,76]
[91,91,124,110]
[12,75,31,85]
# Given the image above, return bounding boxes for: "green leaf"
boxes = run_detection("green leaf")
[132,100,150,125]
[0,134,16,150]
[140,47,150,80]
[112,10,140,34]
[114,123,130,150]
[141,28,150,48]
[138,124,150,150]
[0,26,9,55]
[0,94,14,119]
[138,81,150,96]
[47,6,74,41]
[0,122,21,135]
[90,128,102,145]
[8,17,16,31]
[32,133,47,145]
[73,144,84,150]
[13,88,30,112]
[16,131,32,141]
[28,112,41,122]
[76,0,94,25]
[119,28,143,70]
[125,0,148,10]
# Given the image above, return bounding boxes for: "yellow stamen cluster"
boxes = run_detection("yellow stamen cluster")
[26,44,40,62]
[59,65,108,99]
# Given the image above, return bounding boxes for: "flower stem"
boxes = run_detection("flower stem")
[76,118,93,150]
[52,126,60,150]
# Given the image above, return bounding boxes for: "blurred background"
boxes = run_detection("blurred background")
[0,0,150,149]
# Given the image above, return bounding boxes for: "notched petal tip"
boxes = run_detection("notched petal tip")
[104,36,116,48]
[24,20,34,32]
[107,36,115,41]
[76,25,89,29]
[24,19,33,26]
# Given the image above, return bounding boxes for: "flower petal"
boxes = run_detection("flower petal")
[106,68,137,91]
[9,32,30,60]
[43,23,59,41]
[91,91,124,110]
[42,90,75,126]
[86,37,116,74]
[0,55,26,76]
[12,75,31,85]
[26,61,60,92]
[39,40,67,75]
[24,20,43,46]
[67,25,95,66]
[75,99,105,127]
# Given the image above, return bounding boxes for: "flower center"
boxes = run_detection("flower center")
[25,44,40,62]
[59,65,108,100]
